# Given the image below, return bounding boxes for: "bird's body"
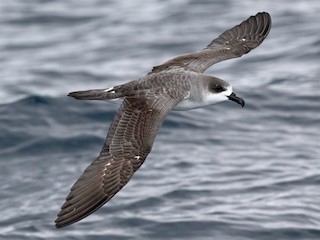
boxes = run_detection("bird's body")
[55,12,271,228]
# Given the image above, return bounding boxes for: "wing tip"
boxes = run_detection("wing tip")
[54,209,76,228]
[207,11,271,49]
[54,215,70,229]
[254,12,272,37]
[54,208,89,228]
[55,221,65,229]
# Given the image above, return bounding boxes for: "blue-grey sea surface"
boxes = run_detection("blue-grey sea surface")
[0,0,320,239]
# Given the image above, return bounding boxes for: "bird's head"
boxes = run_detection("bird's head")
[207,77,245,107]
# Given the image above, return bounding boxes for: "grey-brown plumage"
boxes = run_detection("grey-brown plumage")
[55,12,271,228]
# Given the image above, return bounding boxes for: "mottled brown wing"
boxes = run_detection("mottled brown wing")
[151,12,271,74]
[55,91,187,228]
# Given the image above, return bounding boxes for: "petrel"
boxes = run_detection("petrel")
[55,12,271,228]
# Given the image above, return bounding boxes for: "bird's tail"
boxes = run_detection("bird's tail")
[68,86,126,100]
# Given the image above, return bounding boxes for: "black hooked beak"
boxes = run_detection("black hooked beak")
[227,92,245,108]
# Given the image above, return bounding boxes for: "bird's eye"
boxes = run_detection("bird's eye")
[210,84,225,93]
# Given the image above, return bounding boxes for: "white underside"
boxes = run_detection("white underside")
[174,98,211,110]
[103,85,233,111]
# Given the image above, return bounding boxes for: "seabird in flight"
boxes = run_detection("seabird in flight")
[55,12,271,228]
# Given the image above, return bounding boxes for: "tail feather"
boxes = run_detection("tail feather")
[68,87,124,100]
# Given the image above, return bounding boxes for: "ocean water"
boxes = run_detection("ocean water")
[1,0,320,239]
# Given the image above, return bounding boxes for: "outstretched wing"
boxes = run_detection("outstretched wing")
[55,90,187,228]
[151,12,271,74]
